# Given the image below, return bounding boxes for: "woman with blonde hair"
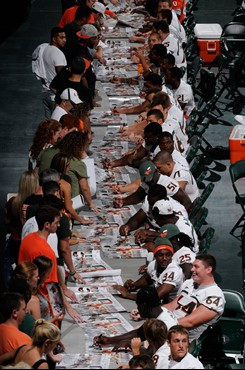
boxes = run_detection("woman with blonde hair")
[29,119,62,170]
[4,170,39,280]
[0,319,61,369]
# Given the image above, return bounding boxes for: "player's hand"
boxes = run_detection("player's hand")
[124,279,136,291]
[112,285,128,298]
[134,229,149,244]
[141,241,155,252]
[111,77,123,84]
[119,224,131,236]
[93,335,110,348]
[138,264,147,274]
[113,197,125,208]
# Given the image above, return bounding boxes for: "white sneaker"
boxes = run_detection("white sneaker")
[235,115,245,125]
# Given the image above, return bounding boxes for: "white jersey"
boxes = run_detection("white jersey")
[42,45,67,89]
[22,216,59,257]
[153,343,170,369]
[172,247,196,267]
[147,260,184,302]
[162,33,184,67]
[173,279,225,342]
[141,174,179,197]
[176,216,199,253]
[169,22,187,45]
[168,352,204,369]
[165,111,189,155]
[172,80,195,117]
[171,162,200,202]
[141,196,188,230]
[171,9,186,44]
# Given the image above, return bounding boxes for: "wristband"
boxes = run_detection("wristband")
[69,270,77,276]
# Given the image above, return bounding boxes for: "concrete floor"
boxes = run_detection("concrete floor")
[0,0,244,359]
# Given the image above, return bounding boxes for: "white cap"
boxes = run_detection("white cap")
[60,88,83,104]
[234,115,245,126]
[92,1,106,17]
[153,199,174,215]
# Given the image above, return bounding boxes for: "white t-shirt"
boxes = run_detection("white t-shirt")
[153,343,170,369]
[173,279,225,342]
[147,260,184,302]
[21,216,59,257]
[176,216,199,253]
[42,45,67,89]
[171,162,200,202]
[172,247,196,267]
[162,33,184,66]
[141,174,179,197]
[51,106,67,121]
[168,352,204,369]
[173,80,195,117]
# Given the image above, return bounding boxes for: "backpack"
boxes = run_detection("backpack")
[31,43,49,83]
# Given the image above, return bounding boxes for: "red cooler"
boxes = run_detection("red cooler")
[229,125,245,164]
[194,24,223,63]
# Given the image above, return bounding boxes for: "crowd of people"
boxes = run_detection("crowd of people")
[0,0,229,368]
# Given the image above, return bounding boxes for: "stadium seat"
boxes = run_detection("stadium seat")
[229,160,245,240]
[191,206,208,233]
[190,183,215,220]
[199,227,215,253]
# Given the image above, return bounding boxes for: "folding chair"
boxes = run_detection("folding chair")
[190,183,215,220]
[196,170,208,188]
[196,290,245,367]
[185,135,202,164]
[187,55,203,92]
[229,160,245,240]
[199,227,215,253]
[191,206,208,233]
[242,229,245,289]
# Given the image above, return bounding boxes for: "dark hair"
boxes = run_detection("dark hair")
[51,27,64,39]
[8,279,32,305]
[159,131,173,140]
[154,20,170,33]
[168,66,183,80]
[39,168,60,186]
[145,0,159,16]
[54,131,89,159]
[35,205,60,230]
[33,256,53,285]
[151,91,171,109]
[136,286,160,311]
[42,181,60,196]
[175,232,194,249]
[148,184,167,199]
[145,73,163,87]
[147,108,164,120]
[163,53,175,66]
[50,153,70,175]
[0,292,25,321]
[70,56,86,74]
[159,8,172,24]
[151,43,167,58]
[159,0,173,6]
[74,5,92,20]
[167,325,189,341]
[147,87,162,96]
[144,122,162,136]
[129,354,155,369]
[144,318,168,346]
[196,254,216,274]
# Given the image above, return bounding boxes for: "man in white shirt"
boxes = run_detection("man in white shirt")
[168,325,204,369]
[40,27,67,118]
[165,67,196,117]
[154,20,185,67]
[157,132,189,168]
[158,8,187,45]
[154,150,199,202]
[51,87,83,121]
[157,0,184,37]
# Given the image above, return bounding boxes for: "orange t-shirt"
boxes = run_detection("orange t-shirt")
[0,324,32,356]
[58,6,79,28]
[18,233,58,283]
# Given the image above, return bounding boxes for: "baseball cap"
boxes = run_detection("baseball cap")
[153,199,174,215]
[159,224,180,239]
[76,24,99,39]
[139,161,156,183]
[153,237,174,255]
[60,88,83,104]
[92,1,106,17]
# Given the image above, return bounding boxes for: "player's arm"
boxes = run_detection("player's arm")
[178,304,218,329]
[162,296,179,311]
[114,186,146,207]
[172,188,192,212]
[157,283,175,300]
[119,209,147,236]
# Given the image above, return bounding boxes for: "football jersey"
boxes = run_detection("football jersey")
[147,260,184,302]
[141,196,189,230]
[153,343,170,369]
[141,174,179,197]
[168,352,204,369]
[173,279,225,341]
[172,80,195,117]
[162,34,184,66]
[176,216,199,253]
[172,247,196,267]
[172,150,189,168]
[171,162,200,202]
